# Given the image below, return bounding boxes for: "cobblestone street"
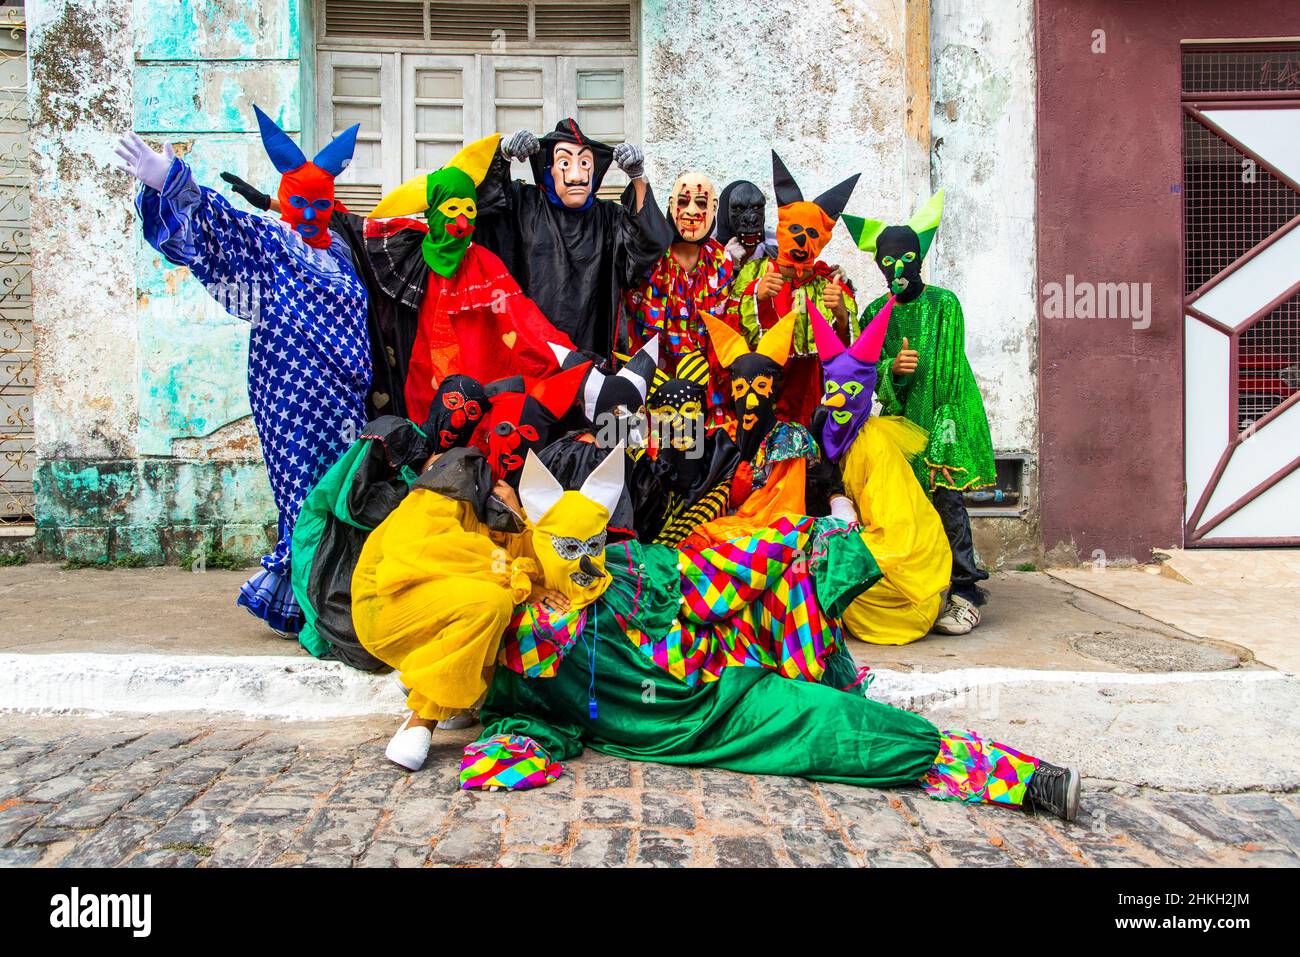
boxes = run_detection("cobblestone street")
[2,715,1296,868]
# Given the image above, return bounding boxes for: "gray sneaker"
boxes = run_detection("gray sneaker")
[933,594,981,635]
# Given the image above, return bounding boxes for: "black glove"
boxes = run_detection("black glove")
[220,171,272,212]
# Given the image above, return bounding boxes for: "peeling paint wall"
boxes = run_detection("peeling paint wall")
[25,0,1041,565]
[930,0,1039,563]
[27,0,308,563]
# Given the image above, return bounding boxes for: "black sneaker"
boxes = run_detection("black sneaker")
[1025,761,1080,822]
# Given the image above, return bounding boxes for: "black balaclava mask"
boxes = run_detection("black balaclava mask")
[717,180,767,251]
[875,225,926,303]
[420,374,489,452]
[728,353,782,462]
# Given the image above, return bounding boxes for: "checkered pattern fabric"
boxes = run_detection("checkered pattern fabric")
[459,734,562,791]
[920,729,1040,807]
[678,515,813,621]
[498,604,587,678]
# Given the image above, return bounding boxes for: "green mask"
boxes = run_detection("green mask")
[421,166,477,279]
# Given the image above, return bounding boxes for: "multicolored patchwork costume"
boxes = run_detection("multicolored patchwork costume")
[459,444,1050,810]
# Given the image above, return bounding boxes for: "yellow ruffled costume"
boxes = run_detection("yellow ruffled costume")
[352,487,536,721]
[840,416,952,645]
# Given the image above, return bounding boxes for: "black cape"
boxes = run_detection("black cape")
[474,149,671,358]
[630,431,743,546]
[300,415,429,671]
[332,212,421,421]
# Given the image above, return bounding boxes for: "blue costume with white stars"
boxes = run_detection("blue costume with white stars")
[136,158,370,633]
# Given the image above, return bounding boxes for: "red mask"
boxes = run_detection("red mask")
[484,362,592,485]
[255,104,359,250]
[277,164,339,249]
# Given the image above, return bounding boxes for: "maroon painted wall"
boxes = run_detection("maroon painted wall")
[1036,0,1299,560]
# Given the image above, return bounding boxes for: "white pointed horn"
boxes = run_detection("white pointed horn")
[578,441,626,517]
[616,335,660,401]
[518,449,566,524]
[548,342,573,367]
[583,366,605,422]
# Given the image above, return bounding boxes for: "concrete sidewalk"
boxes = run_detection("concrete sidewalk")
[1046,549,1300,673]
[3,562,1297,868]
[0,564,1262,672]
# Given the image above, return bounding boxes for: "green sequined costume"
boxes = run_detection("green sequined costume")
[872,285,996,492]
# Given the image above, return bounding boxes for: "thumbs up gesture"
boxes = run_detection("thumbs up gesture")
[894,336,919,375]
[755,259,785,302]
[823,279,847,320]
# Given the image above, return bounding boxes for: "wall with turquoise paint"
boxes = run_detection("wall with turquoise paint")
[27,0,312,563]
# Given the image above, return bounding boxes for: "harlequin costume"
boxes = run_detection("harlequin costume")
[844,191,995,615]
[631,350,742,547]
[457,445,1081,823]
[809,300,952,645]
[730,152,860,424]
[681,310,846,552]
[624,172,736,423]
[362,135,575,426]
[290,376,489,668]
[123,110,371,636]
[475,119,672,358]
[540,338,660,542]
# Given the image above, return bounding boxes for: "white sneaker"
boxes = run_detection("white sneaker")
[435,711,478,731]
[385,713,432,771]
[933,594,981,635]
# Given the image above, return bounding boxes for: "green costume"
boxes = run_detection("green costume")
[290,416,426,666]
[479,540,941,786]
[844,192,996,493]
[871,285,997,491]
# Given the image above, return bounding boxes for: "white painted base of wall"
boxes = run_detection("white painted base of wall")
[0,653,1287,722]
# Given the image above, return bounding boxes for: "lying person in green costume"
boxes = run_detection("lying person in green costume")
[455,442,1081,822]
[844,191,997,638]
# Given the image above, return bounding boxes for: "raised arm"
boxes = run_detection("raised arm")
[117,133,274,300]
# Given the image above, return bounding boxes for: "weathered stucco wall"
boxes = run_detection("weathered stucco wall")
[931,0,1039,566]
[27,0,303,563]
[643,0,1040,565]
[641,0,910,277]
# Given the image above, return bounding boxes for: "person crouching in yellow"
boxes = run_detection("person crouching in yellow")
[808,299,952,645]
[352,444,568,770]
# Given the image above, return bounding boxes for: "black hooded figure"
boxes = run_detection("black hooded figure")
[474,119,672,359]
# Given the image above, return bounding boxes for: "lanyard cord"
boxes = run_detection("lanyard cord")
[584,604,599,721]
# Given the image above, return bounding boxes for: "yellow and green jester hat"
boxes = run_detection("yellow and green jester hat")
[842,189,944,299]
[368,134,501,278]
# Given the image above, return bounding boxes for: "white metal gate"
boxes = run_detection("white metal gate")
[1182,43,1300,545]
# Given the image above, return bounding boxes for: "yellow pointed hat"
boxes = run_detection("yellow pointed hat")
[368,133,501,218]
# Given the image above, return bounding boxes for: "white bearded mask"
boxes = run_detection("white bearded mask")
[669,171,717,244]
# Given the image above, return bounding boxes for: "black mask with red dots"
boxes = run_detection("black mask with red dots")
[420,374,488,452]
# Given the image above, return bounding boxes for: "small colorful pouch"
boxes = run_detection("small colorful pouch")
[459,734,563,791]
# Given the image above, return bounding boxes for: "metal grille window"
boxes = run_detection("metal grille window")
[1181,113,1300,295]
[0,4,31,527]
[315,0,640,212]
[1181,41,1300,545]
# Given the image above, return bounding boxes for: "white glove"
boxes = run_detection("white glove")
[612,142,645,180]
[501,129,540,161]
[114,132,175,192]
[829,495,859,524]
